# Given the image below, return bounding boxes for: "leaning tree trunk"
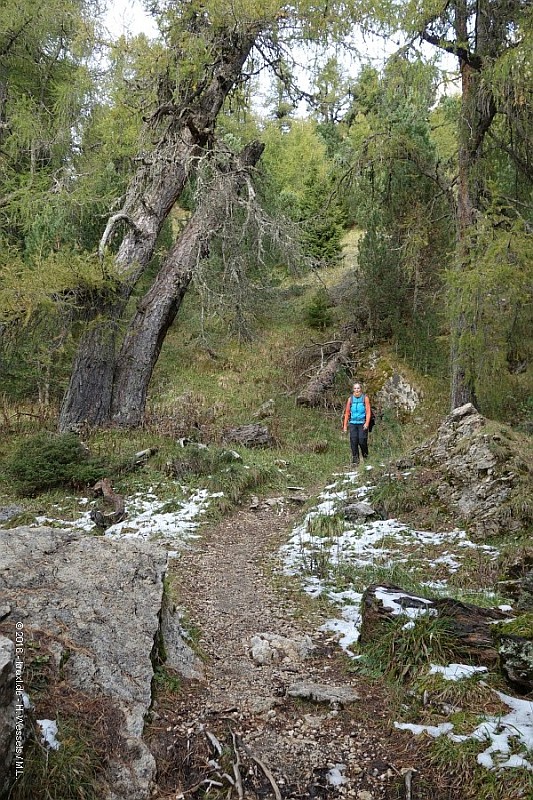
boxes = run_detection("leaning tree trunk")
[58,26,258,432]
[110,141,265,427]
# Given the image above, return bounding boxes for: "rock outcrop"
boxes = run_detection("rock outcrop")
[0,637,15,797]
[0,527,168,800]
[410,403,532,539]
[375,371,420,414]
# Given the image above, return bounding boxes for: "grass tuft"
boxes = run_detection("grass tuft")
[357,614,461,683]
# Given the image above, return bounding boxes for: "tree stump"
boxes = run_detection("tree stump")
[90,478,126,528]
[360,583,512,667]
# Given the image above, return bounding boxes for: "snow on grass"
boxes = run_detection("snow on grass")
[429,663,488,681]
[279,469,532,773]
[396,690,533,772]
[34,486,223,549]
[37,719,60,750]
[279,471,500,656]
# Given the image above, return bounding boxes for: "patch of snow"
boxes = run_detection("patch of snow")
[395,722,454,738]
[32,486,223,550]
[37,719,60,750]
[321,590,363,654]
[326,764,349,786]
[398,689,533,772]
[429,663,488,681]
[374,586,437,619]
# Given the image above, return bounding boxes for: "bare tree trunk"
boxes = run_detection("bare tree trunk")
[110,141,265,427]
[59,27,258,432]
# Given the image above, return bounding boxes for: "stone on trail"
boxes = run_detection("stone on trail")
[287,682,360,705]
[249,632,314,665]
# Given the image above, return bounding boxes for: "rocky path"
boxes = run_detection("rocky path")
[148,504,420,800]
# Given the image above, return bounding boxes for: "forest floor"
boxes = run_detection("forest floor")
[146,501,432,800]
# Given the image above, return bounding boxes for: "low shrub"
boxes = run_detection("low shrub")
[4,432,107,496]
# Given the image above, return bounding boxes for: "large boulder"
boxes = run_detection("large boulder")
[0,527,168,800]
[0,637,15,797]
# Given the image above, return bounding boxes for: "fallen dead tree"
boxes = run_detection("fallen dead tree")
[296,338,354,407]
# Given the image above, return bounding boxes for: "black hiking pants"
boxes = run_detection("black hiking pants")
[349,423,368,464]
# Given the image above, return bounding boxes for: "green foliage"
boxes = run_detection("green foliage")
[340,57,452,364]
[369,470,438,518]
[492,613,533,640]
[153,666,182,694]
[166,443,280,511]
[447,216,533,422]
[299,170,345,264]
[305,287,333,329]
[3,432,106,496]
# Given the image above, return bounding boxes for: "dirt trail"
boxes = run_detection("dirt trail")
[149,503,420,800]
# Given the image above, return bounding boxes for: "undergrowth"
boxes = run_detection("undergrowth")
[356,614,461,682]
[11,717,104,800]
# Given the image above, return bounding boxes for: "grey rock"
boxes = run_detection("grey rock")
[0,506,23,524]
[411,403,527,538]
[253,399,275,419]
[287,682,359,705]
[0,527,168,800]
[160,600,204,681]
[250,633,314,665]
[517,570,533,612]
[499,635,533,693]
[375,372,420,414]
[343,502,376,523]
[224,424,274,448]
[0,637,15,797]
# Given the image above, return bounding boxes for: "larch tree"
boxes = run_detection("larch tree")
[110,140,265,427]
[58,0,370,430]
[405,0,532,408]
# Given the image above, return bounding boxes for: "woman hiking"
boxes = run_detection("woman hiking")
[342,382,371,465]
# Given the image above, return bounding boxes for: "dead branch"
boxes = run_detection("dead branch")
[230,729,244,800]
[90,478,126,528]
[98,212,144,260]
[250,755,282,800]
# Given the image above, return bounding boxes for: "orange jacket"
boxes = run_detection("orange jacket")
[342,393,371,431]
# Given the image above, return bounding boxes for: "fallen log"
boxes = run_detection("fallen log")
[296,338,354,407]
